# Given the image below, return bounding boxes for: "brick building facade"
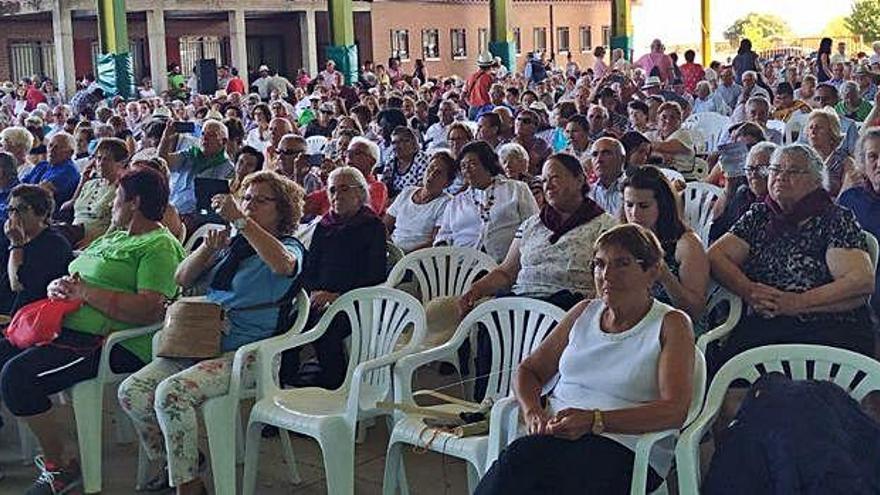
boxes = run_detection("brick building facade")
[0,0,609,98]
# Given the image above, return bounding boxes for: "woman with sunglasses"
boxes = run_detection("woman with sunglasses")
[1,183,73,316]
[119,170,306,495]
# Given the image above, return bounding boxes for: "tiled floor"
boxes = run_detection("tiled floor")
[0,367,471,494]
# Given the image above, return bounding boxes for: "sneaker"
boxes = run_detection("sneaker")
[24,455,82,495]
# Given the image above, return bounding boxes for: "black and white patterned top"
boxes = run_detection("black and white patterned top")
[381,151,431,198]
[729,202,869,323]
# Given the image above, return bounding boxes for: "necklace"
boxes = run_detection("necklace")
[470,178,497,222]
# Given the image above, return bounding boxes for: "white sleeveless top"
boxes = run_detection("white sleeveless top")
[549,298,675,475]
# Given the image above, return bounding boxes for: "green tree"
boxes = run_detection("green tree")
[846,0,880,41]
[724,13,793,52]
[823,16,853,38]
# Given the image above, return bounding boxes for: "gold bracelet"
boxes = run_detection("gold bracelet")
[591,409,605,435]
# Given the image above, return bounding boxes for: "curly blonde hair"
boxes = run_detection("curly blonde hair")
[241,170,304,235]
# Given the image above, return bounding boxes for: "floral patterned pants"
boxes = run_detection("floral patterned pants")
[117,352,256,487]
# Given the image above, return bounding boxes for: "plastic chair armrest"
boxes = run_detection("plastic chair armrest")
[99,323,163,383]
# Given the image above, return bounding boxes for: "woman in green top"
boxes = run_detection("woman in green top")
[0,167,185,494]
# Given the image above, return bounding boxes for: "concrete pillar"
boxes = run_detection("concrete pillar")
[96,0,132,97]
[489,0,514,71]
[300,10,318,76]
[147,8,168,93]
[610,0,633,60]
[326,0,358,84]
[51,2,76,99]
[229,9,249,88]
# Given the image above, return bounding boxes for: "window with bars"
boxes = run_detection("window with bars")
[513,27,521,56]
[9,41,56,83]
[557,27,570,54]
[478,28,488,54]
[390,29,410,61]
[533,28,547,54]
[602,26,611,47]
[451,29,467,59]
[422,29,440,60]
[178,36,227,76]
[579,26,592,53]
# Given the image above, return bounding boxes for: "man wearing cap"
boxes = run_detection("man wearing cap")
[771,82,811,122]
[464,52,496,120]
[304,102,337,138]
[855,66,878,101]
[252,65,273,100]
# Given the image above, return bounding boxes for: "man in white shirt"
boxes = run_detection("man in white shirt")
[830,42,848,65]
[588,137,625,217]
[425,99,458,151]
[714,68,743,110]
[251,65,273,100]
[320,61,342,89]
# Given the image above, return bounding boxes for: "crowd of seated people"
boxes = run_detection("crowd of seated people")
[0,33,879,493]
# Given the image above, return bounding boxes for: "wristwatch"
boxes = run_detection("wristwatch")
[591,409,605,435]
[231,216,248,231]
[7,244,24,252]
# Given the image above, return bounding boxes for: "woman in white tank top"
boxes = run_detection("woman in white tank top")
[476,223,695,495]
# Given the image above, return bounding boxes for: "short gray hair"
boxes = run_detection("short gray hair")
[695,80,712,93]
[856,127,880,172]
[202,119,229,140]
[328,165,370,205]
[840,80,859,98]
[591,137,626,159]
[348,136,380,164]
[497,142,529,165]
[747,141,778,164]
[0,126,34,155]
[746,96,770,111]
[50,131,76,151]
[770,143,824,182]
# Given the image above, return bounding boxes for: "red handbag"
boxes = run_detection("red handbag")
[4,298,83,349]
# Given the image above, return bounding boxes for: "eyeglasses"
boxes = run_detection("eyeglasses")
[767,165,812,177]
[241,194,277,205]
[745,164,770,176]
[328,184,363,194]
[590,257,644,272]
[277,149,305,157]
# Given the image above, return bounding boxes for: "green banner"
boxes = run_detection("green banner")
[325,44,359,86]
[489,41,516,73]
[97,52,135,99]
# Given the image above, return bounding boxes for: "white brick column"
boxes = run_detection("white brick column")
[300,9,318,77]
[228,9,249,87]
[51,2,76,99]
[147,8,168,93]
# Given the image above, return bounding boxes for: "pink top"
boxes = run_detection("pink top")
[593,59,609,80]
[636,52,673,83]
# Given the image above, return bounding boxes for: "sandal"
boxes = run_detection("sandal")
[138,452,207,492]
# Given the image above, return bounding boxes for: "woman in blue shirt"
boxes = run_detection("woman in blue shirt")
[118,170,307,495]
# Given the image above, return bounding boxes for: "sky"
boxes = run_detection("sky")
[631,0,853,52]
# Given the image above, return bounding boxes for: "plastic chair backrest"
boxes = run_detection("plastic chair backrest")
[326,287,427,391]
[784,112,810,144]
[705,345,880,417]
[385,246,498,304]
[386,242,405,276]
[683,182,722,243]
[456,297,565,401]
[766,119,786,136]
[184,223,226,253]
[306,135,328,155]
[683,112,730,152]
[864,231,878,274]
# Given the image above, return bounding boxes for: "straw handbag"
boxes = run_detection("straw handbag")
[156,297,225,359]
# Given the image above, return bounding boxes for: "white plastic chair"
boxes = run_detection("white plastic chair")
[766,119,786,137]
[682,112,730,153]
[683,182,722,247]
[184,223,226,253]
[306,135,329,155]
[201,289,310,495]
[242,287,427,495]
[697,286,743,353]
[488,347,707,495]
[676,344,880,495]
[382,297,566,494]
[385,246,498,306]
[73,323,164,494]
[784,111,810,144]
